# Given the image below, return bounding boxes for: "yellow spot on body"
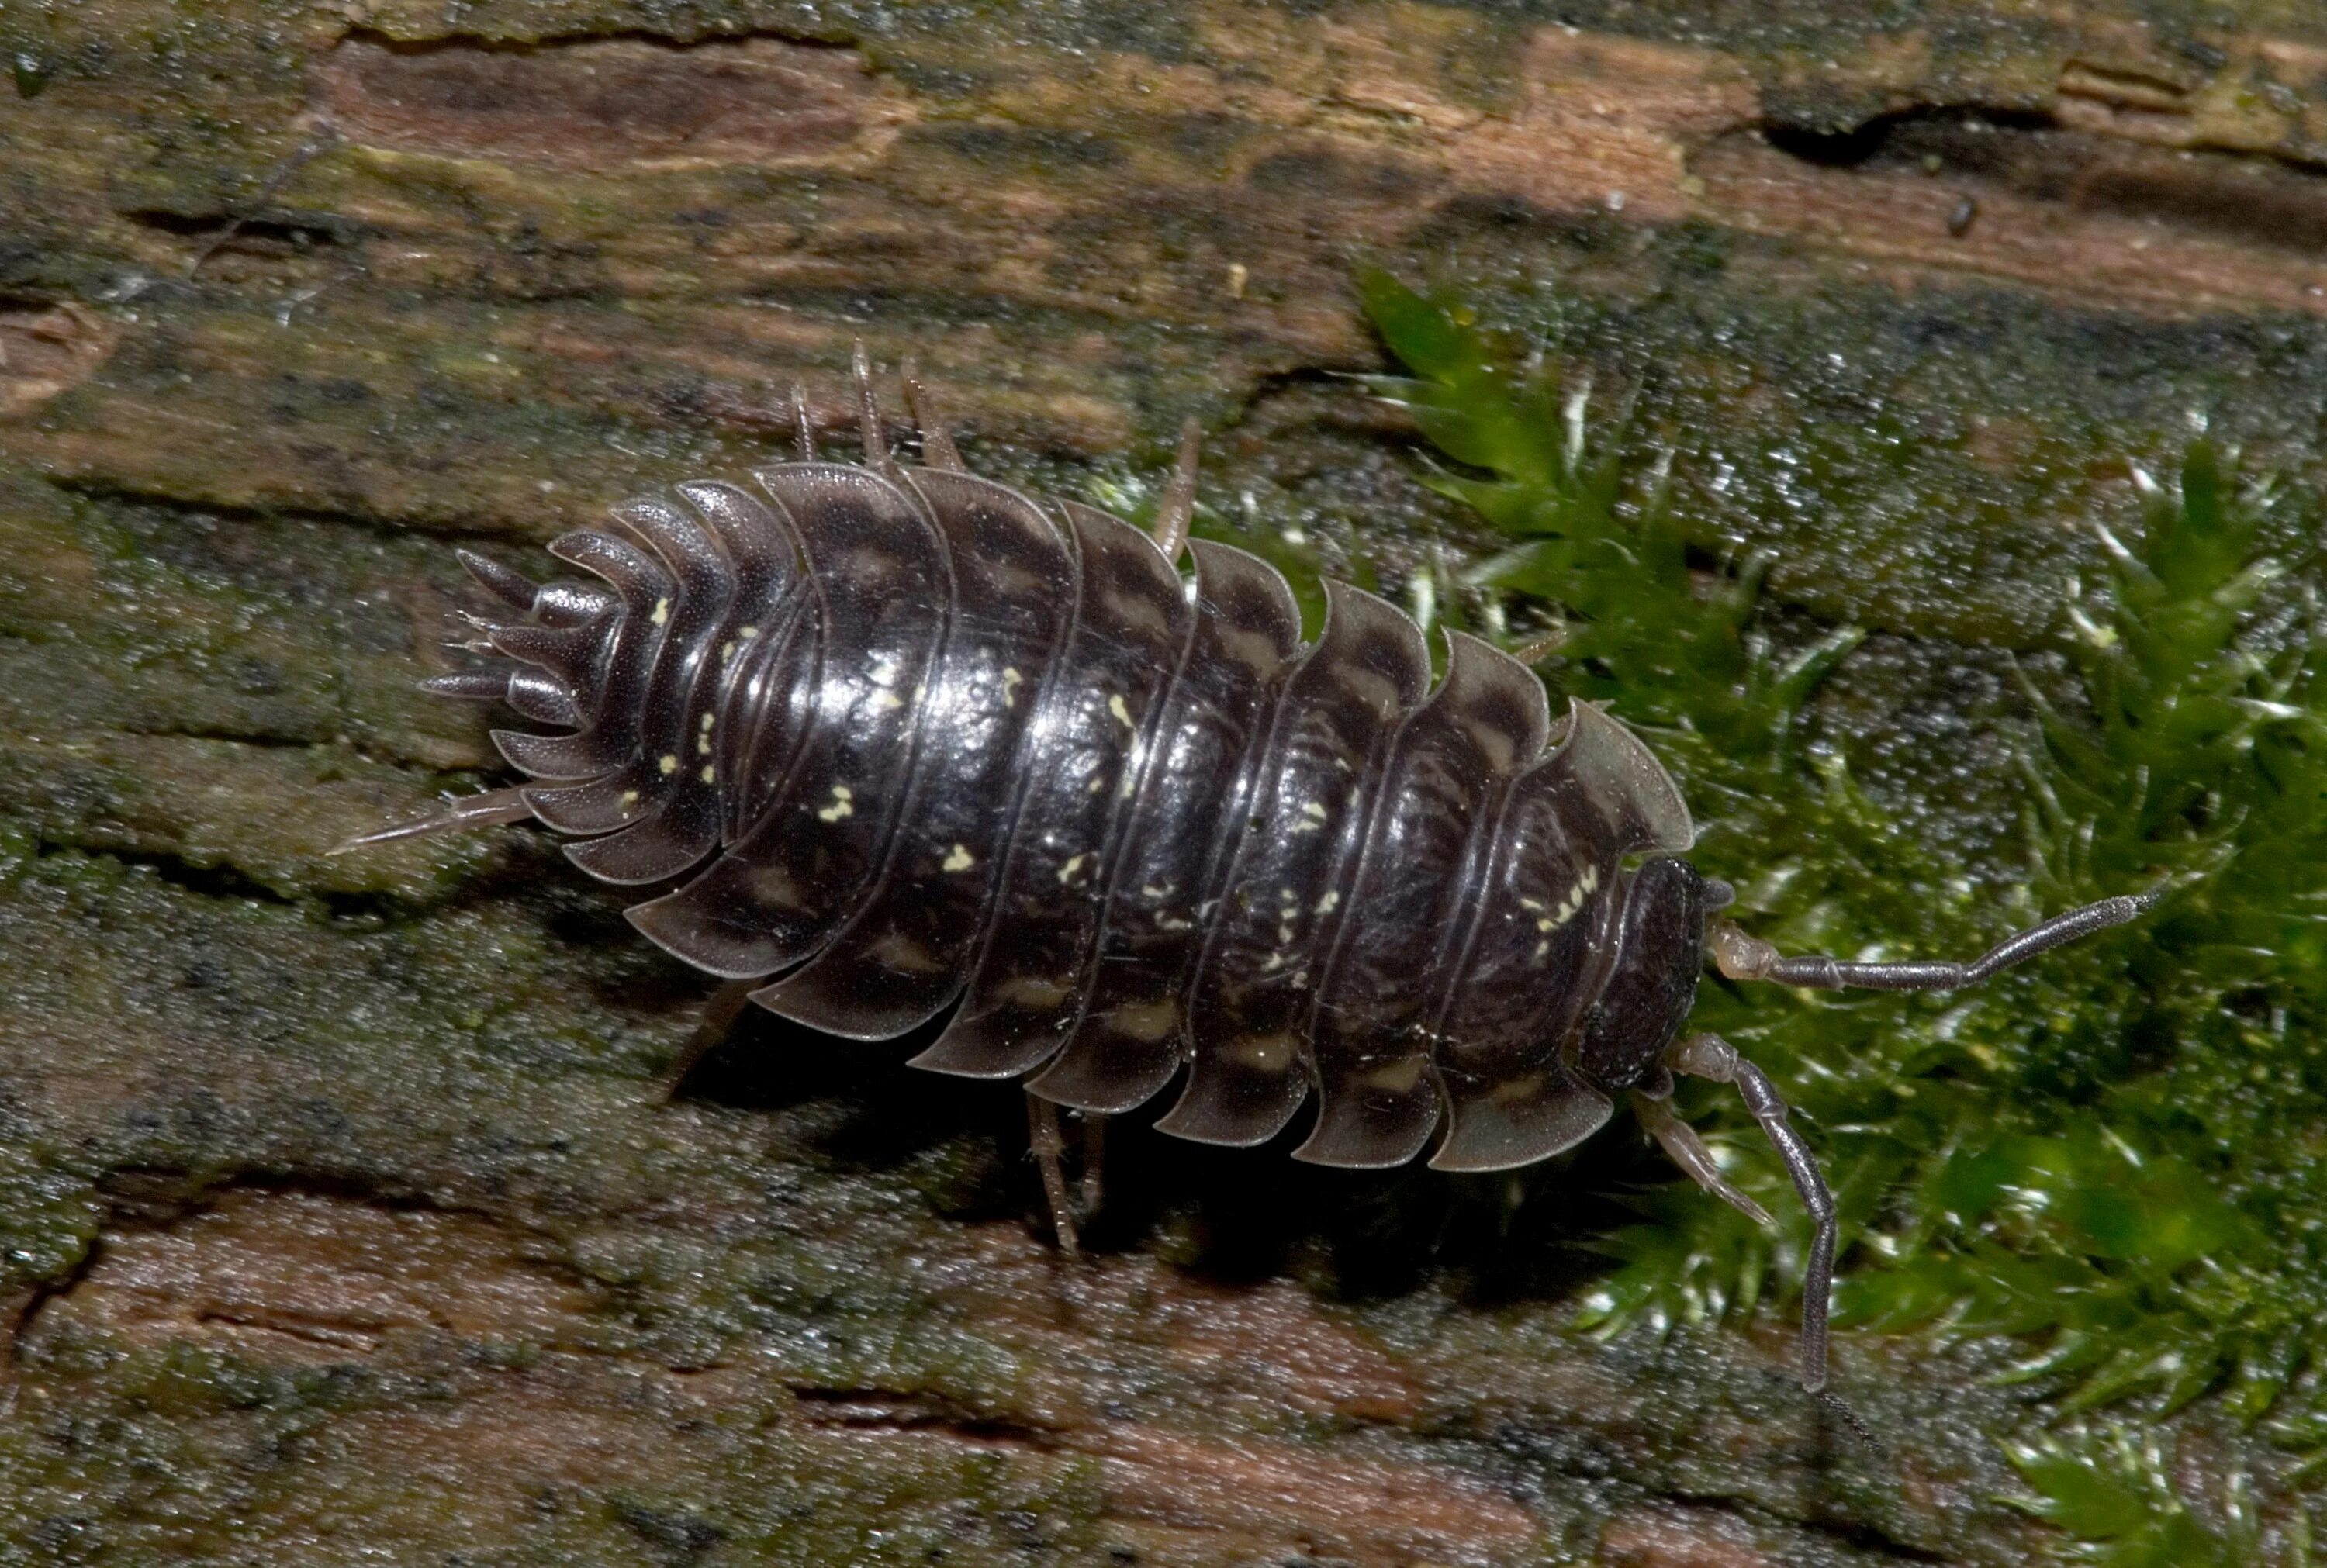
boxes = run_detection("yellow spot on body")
[659,754,679,775]
[721,641,736,661]
[700,765,715,783]
[700,713,714,730]
[817,785,854,823]
[1537,865,1605,932]
[1002,667,1023,708]
[1364,1058,1425,1093]
[1301,800,1328,820]
[870,690,904,713]
[1261,952,1284,972]
[1106,999,1178,1042]
[1236,1033,1295,1072]
[1006,976,1072,1008]
[699,735,712,755]
[1520,897,1545,913]
[1492,1072,1544,1106]
[619,789,640,808]
[1316,890,1340,915]
[943,844,975,872]
[650,597,670,626]
[1058,853,1089,885]
[1141,883,1169,899]
[1277,924,1295,942]
[1108,693,1135,730]
[868,932,942,972]
[1088,774,1107,794]
[739,625,758,641]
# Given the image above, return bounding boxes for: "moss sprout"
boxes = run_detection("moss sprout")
[1361,271,2327,1441]
[2005,1424,2301,1567]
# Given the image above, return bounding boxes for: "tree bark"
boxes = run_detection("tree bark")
[3,2,2324,1563]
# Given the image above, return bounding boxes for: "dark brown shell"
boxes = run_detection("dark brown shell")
[412,445,1696,1173]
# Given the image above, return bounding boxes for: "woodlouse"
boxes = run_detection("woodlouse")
[351,351,2156,1393]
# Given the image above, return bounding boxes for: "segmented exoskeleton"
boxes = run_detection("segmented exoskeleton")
[354,352,2156,1394]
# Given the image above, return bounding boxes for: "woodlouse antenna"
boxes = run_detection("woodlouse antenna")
[901,356,966,472]
[1710,889,2162,991]
[1696,882,2166,1396]
[852,340,889,466]
[1152,419,1202,561]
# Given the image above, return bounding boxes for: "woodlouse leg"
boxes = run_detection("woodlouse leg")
[1150,419,1202,562]
[1667,1031,1835,1393]
[1709,889,2161,991]
[1079,1113,1107,1221]
[851,340,889,465]
[789,383,815,461]
[900,356,966,472]
[1627,1088,1771,1226]
[658,976,759,1099]
[1027,1093,1081,1255]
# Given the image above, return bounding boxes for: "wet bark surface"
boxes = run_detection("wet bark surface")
[4,2,2326,1563]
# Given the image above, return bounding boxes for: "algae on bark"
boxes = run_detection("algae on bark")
[4,0,2327,1563]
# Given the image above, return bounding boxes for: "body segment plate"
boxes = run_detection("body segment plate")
[913,499,1191,1078]
[1298,632,1551,1168]
[755,468,1078,1038]
[1159,582,1430,1147]
[1026,540,1304,1113]
[627,464,950,979]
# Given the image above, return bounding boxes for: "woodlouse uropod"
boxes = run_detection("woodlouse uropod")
[349,349,2158,1393]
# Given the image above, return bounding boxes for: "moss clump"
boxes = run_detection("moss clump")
[1361,273,2327,1448]
[2005,1425,2298,1568]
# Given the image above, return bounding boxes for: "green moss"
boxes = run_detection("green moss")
[2005,1425,2300,1567]
[1363,272,2327,1439]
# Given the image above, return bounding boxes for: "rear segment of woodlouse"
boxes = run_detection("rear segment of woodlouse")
[357,357,2161,1396]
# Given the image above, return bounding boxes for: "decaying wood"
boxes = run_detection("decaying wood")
[5,1,2325,1562]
